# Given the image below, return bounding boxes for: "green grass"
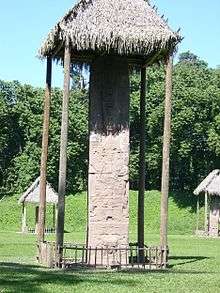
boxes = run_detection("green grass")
[0,232,220,292]
[0,190,203,234]
[0,190,215,292]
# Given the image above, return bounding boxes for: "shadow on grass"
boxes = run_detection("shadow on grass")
[0,260,216,292]
[169,255,210,268]
[120,255,213,274]
[0,262,137,292]
[169,191,198,211]
[120,269,214,275]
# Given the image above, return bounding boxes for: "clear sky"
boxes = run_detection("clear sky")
[0,0,219,87]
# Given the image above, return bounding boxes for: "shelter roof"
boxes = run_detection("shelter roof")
[18,177,58,204]
[193,170,220,196]
[38,0,181,64]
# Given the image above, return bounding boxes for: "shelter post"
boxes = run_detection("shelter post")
[204,191,208,234]
[55,204,58,230]
[38,57,52,243]
[196,195,200,232]
[21,203,27,233]
[35,206,39,234]
[56,42,71,266]
[52,204,56,230]
[160,55,173,265]
[138,66,146,261]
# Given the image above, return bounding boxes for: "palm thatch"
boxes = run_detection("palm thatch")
[18,177,58,204]
[38,0,181,63]
[193,170,220,196]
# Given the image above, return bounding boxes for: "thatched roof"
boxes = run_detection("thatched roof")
[38,0,181,64]
[193,170,220,196]
[18,177,58,204]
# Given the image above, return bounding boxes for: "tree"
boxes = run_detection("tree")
[1,51,220,194]
[0,81,88,194]
[130,52,220,191]
[178,51,208,67]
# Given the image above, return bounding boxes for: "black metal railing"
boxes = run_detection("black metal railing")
[29,227,55,234]
[59,243,168,270]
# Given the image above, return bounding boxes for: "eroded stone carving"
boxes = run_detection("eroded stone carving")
[87,56,130,265]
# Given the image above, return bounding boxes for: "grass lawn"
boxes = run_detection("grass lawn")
[0,231,220,293]
[0,190,202,235]
[0,190,218,292]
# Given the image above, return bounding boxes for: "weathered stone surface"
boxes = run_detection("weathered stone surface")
[87,56,130,265]
[209,196,220,237]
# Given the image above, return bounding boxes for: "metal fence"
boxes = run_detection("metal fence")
[29,227,55,234]
[59,243,168,270]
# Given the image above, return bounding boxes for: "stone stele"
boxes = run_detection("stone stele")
[87,56,130,266]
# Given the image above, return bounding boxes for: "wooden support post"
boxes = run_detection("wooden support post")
[55,205,58,231]
[207,194,210,233]
[204,191,208,234]
[138,66,146,261]
[160,55,173,260]
[196,196,200,233]
[56,42,71,266]
[52,204,56,230]
[22,203,27,233]
[38,57,52,243]
[35,206,39,234]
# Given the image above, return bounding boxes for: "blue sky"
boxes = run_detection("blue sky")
[0,0,219,87]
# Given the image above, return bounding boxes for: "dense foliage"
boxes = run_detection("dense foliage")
[0,83,88,193]
[0,52,219,194]
[130,52,220,190]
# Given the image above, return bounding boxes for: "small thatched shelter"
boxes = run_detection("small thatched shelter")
[37,0,181,268]
[194,169,220,237]
[18,177,58,233]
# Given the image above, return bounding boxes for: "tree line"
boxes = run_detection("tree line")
[0,52,220,195]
